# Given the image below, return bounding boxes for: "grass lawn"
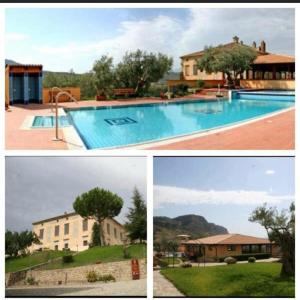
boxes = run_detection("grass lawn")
[42,244,146,270]
[161,262,294,297]
[5,251,65,273]
[160,257,181,265]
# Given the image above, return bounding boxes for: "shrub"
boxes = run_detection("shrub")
[86,271,98,283]
[196,80,205,88]
[218,253,271,262]
[181,263,192,268]
[224,257,237,265]
[98,274,116,282]
[25,276,39,286]
[248,257,256,263]
[148,84,168,97]
[172,84,189,96]
[123,247,131,259]
[86,271,116,283]
[158,259,169,268]
[62,254,74,263]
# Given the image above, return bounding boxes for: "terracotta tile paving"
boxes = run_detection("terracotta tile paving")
[5,98,295,150]
[147,109,295,150]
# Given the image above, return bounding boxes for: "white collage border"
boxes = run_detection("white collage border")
[0,3,298,300]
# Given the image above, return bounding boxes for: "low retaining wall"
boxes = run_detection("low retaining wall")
[240,79,295,90]
[7,259,146,286]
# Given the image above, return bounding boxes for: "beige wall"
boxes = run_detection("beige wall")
[181,57,223,80]
[43,87,81,104]
[31,214,126,252]
[240,80,295,90]
[6,259,147,287]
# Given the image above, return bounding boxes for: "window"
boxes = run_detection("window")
[64,243,68,249]
[114,228,117,238]
[54,245,58,251]
[64,223,69,235]
[39,229,44,239]
[107,223,110,235]
[120,232,123,240]
[83,240,88,246]
[251,244,260,253]
[82,219,88,231]
[241,245,250,253]
[193,64,198,76]
[227,245,236,251]
[185,65,190,76]
[54,225,59,236]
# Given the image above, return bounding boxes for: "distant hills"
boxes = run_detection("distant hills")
[154,214,228,241]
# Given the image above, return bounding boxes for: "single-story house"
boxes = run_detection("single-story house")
[182,233,280,262]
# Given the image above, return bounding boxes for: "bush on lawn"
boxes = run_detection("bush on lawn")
[224,257,237,265]
[181,263,192,268]
[158,259,169,268]
[62,254,74,263]
[219,253,271,262]
[172,84,189,96]
[248,257,256,263]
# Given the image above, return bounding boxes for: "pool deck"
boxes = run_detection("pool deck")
[5,97,295,150]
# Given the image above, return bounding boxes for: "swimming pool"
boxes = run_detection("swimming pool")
[32,115,70,128]
[66,97,294,149]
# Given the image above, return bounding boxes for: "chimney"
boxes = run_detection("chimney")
[240,41,244,45]
[260,40,266,53]
[233,36,239,43]
[252,41,257,48]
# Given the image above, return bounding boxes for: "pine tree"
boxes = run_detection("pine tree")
[125,188,147,243]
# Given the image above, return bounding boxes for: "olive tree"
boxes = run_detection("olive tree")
[197,44,257,86]
[249,202,295,277]
[73,187,123,246]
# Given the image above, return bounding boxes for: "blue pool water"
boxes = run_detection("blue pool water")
[235,90,294,101]
[66,97,294,149]
[32,116,70,128]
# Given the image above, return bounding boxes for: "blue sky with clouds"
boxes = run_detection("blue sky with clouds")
[154,157,294,238]
[6,8,295,73]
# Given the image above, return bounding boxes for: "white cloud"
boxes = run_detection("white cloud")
[265,170,275,175]
[6,33,29,41]
[154,185,293,208]
[7,8,294,72]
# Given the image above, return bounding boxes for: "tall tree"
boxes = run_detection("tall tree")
[92,55,115,97]
[5,230,40,257]
[73,187,123,246]
[197,44,257,86]
[115,50,173,95]
[90,222,101,247]
[249,202,295,277]
[125,188,147,243]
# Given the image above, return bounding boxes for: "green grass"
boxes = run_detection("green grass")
[5,251,65,273]
[161,262,294,297]
[42,244,146,270]
[160,257,181,265]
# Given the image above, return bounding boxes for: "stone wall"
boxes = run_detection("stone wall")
[8,259,146,286]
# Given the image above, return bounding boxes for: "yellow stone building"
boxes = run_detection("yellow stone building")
[31,212,126,252]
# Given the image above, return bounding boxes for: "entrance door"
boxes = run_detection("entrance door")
[28,74,38,102]
[12,75,24,103]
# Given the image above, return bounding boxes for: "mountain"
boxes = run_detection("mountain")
[5,59,20,65]
[154,214,228,241]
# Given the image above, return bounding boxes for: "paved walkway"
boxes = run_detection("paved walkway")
[154,271,183,297]
[6,279,147,297]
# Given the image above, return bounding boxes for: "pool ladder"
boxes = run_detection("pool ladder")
[50,87,78,141]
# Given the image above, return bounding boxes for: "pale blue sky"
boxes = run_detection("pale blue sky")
[154,157,294,238]
[6,8,295,72]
